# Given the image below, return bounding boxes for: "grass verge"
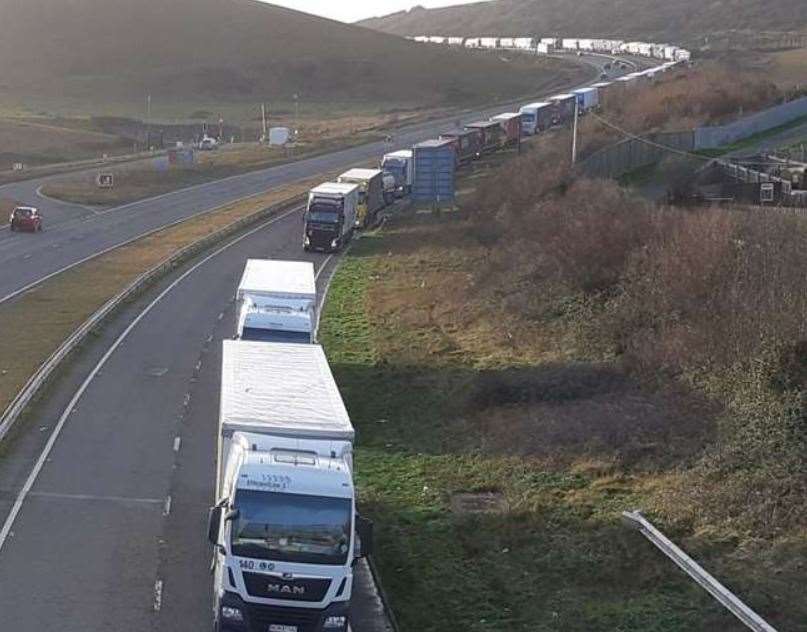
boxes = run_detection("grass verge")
[0,176,323,418]
[318,225,766,631]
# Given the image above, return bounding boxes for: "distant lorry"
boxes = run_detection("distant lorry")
[381,150,414,197]
[465,120,503,154]
[198,136,219,151]
[439,129,482,165]
[210,340,373,632]
[235,259,317,344]
[548,94,577,125]
[572,87,600,112]
[337,168,385,228]
[303,182,358,252]
[518,102,553,135]
[491,113,523,146]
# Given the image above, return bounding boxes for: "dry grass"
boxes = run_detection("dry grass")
[0,177,323,416]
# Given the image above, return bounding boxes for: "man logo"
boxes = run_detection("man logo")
[267,583,305,596]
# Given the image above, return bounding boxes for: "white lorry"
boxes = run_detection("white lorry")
[303,183,358,253]
[381,150,414,197]
[235,260,317,344]
[210,340,373,632]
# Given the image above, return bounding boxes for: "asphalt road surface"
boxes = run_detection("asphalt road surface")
[0,54,623,305]
[0,204,393,631]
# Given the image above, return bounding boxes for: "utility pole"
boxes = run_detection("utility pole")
[261,103,267,142]
[571,97,579,165]
[293,94,299,140]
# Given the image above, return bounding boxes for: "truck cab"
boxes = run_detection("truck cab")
[381,150,413,197]
[210,433,371,632]
[304,183,358,253]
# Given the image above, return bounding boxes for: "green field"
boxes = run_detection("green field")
[318,230,753,632]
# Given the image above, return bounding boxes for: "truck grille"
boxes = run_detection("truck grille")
[246,603,323,632]
[243,572,330,602]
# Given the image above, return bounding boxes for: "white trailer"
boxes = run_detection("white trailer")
[578,38,594,51]
[499,37,516,49]
[464,37,482,48]
[537,42,552,54]
[210,341,372,632]
[562,38,579,50]
[428,36,447,44]
[447,36,465,46]
[235,259,317,344]
[480,37,499,49]
[513,37,536,50]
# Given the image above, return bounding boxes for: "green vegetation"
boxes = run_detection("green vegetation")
[319,141,807,630]
[695,113,807,158]
[321,238,732,631]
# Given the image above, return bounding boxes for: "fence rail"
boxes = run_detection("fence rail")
[622,511,778,632]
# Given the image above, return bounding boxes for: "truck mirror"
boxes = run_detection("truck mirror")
[356,515,374,558]
[208,505,222,544]
[224,508,240,523]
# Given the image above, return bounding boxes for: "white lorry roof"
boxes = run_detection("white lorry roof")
[221,340,354,441]
[573,87,597,95]
[520,102,551,110]
[339,168,383,181]
[384,150,413,159]
[549,93,575,101]
[237,259,316,302]
[492,112,521,121]
[310,182,359,197]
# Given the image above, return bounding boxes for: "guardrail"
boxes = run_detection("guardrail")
[622,510,778,632]
[0,193,306,444]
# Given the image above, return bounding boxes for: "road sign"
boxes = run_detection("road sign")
[97,173,114,189]
[760,182,774,203]
[12,162,25,171]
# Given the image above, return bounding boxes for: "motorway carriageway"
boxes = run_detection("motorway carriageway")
[0,204,391,631]
[0,55,631,631]
[0,53,622,306]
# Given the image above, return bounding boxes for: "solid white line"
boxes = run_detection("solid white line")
[173,436,182,453]
[28,491,163,505]
[0,204,303,554]
[35,185,100,212]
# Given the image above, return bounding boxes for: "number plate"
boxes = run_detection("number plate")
[269,626,297,632]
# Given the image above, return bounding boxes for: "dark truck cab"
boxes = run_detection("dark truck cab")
[303,183,359,253]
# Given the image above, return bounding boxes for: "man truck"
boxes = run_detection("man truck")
[337,168,385,229]
[210,340,373,632]
[303,183,358,253]
[235,260,317,344]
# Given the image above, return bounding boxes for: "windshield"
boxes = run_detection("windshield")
[231,490,352,565]
[307,201,341,224]
[14,209,34,218]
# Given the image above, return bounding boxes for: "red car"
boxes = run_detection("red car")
[9,206,43,232]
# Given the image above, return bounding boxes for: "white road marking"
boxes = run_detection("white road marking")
[173,436,182,453]
[28,491,163,505]
[0,204,304,553]
[163,496,172,517]
[153,579,163,612]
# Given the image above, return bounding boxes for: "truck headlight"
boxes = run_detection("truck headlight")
[221,606,244,622]
[331,239,338,248]
[324,615,347,629]
[304,236,310,245]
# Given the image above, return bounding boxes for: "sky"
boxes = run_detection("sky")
[263,1,481,23]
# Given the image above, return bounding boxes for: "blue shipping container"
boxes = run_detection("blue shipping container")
[412,139,456,205]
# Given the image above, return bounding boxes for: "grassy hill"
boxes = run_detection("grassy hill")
[360,0,807,47]
[0,0,580,114]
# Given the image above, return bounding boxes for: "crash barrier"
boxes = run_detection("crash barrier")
[0,194,307,444]
[694,96,807,150]
[622,511,778,632]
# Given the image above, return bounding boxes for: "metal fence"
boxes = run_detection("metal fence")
[580,131,695,179]
[695,97,807,150]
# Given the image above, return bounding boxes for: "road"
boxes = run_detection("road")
[0,204,390,631]
[0,54,632,632]
[0,54,623,305]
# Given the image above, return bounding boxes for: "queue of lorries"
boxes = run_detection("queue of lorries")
[209,51,692,631]
[301,58,686,254]
[210,258,370,632]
